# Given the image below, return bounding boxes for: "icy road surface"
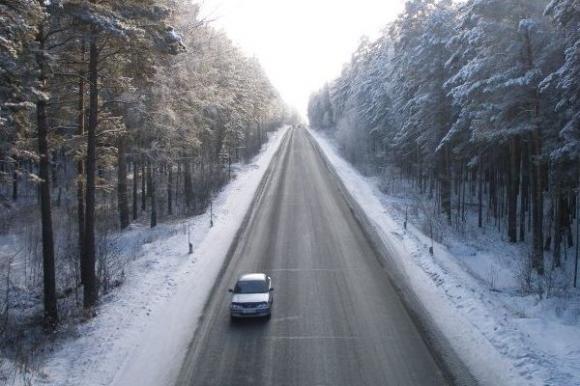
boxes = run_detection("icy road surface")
[175,127,456,386]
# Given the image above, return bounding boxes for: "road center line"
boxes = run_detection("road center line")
[268,268,362,272]
[266,336,359,340]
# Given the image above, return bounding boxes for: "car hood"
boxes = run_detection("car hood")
[232,293,269,303]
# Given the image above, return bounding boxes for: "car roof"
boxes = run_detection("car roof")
[238,273,267,282]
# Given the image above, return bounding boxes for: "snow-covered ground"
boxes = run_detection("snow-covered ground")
[310,129,580,386]
[4,123,579,386]
[2,126,289,386]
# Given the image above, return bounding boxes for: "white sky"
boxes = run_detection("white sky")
[199,0,405,116]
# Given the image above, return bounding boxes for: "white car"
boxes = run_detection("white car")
[229,273,274,319]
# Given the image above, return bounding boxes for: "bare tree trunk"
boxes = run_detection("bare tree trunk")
[77,40,86,282]
[553,187,566,268]
[531,131,544,275]
[508,137,521,243]
[148,161,157,228]
[184,156,193,209]
[82,20,99,310]
[566,193,574,248]
[117,136,129,229]
[228,151,232,181]
[478,165,483,228]
[176,161,181,214]
[522,28,544,275]
[520,141,530,242]
[575,189,579,288]
[36,23,58,327]
[167,163,173,215]
[439,148,452,224]
[132,160,138,220]
[141,157,146,211]
[12,164,18,201]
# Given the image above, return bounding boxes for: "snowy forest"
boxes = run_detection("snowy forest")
[309,0,579,287]
[0,0,291,337]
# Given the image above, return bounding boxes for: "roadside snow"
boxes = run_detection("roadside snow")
[20,126,289,386]
[309,129,580,386]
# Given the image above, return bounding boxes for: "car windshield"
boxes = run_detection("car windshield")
[234,280,268,294]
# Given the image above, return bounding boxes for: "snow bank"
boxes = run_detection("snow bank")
[309,129,580,386]
[27,126,290,386]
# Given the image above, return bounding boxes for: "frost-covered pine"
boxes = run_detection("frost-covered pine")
[544,0,580,161]
[0,1,42,157]
[390,0,457,219]
[0,0,288,329]
[308,0,578,278]
[444,0,561,261]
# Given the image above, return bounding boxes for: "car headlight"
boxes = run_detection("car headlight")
[231,303,243,310]
[256,302,269,310]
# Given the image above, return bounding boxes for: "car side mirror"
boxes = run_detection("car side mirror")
[270,288,274,291]
[228,289,233,293]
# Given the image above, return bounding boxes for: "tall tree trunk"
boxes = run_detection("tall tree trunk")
[117,136,129,229]
[132,160,138,220]
[554,200,562,268]
[51,150,58,187]
[575,189,579,288]
[456,163,462,225]
[12,164,18,201]
[141,157,147,211]
[148,161,157,228]
[553,187,566,268]
[439,148,452,224]
[531,130,544,275]
[77,40,86,282]
[478,166,483,228]
[520,141,530,242]
[36,23,58,327]
[530,94,544,274]
[566,193,574,248]
[523,27,544,275]
[167,163,173,216]
[184,156,193,209]
[507,137,521,243]
[82,20,99,310]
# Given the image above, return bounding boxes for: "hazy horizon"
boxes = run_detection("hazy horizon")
[199,0,405,116]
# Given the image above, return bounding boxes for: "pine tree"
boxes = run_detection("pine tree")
[391,0,456,221]
[35,7,58,327]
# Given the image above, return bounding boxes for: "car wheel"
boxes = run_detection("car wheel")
[266,313,271,320]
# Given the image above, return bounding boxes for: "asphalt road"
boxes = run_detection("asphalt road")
[176,127,451,386]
